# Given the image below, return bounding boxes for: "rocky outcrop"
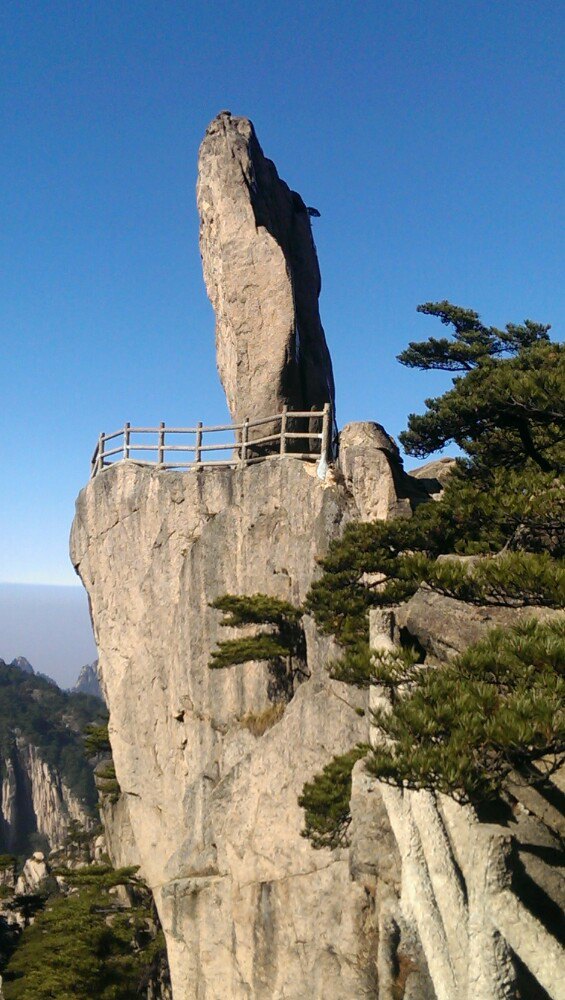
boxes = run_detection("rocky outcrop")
[70,438,410,999]
[365,609,565,1000]
[407,456,456,496]
[339,422,432,520]
[99,792,140,870]
[71,660,105,701]
[0,740,93,853]
[8,657,34,675]
[197,112,335,430]
[394,586,563,663]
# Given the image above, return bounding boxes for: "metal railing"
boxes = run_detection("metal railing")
[90,404,332,478]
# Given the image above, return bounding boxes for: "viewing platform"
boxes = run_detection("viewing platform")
[90,404,333,479]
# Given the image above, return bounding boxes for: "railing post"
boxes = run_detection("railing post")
[280,405,288,455]
[123,422,131,460]
[240,418,249,465]
[317,404,331,480]
[158,422,165,467]
[195,421,203,466]
[97,432,105,474]
[320,403,330,460]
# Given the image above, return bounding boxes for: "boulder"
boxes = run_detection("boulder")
[339,422,431,520]
[197,112,335,433]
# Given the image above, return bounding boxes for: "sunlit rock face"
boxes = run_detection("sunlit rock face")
[71,430,419,999]
[197,112,335,429]
[71,110,451,999]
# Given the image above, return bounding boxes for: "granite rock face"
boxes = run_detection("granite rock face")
[339,422,432,520]
[394,586,563,663]
[71,439,406,1000]
[0,740,92,853]
[368,610,565,1000]
[197,112,335,429]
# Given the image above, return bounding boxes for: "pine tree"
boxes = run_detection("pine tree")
[398,301,563,474]
[299,303,564,845]
[209,594,307,695]
[368,618,565,802]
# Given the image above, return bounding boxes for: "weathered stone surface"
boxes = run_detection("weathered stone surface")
[367,609,565,1000]
[0,740,92,853]
[394,586,563,663]
[197,112,335,428]
[71,454,395,999]
[15,852,49,895]
[339,422,430,520]
[408,456,456,496]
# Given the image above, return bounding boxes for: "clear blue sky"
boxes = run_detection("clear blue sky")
[1,0,563,588]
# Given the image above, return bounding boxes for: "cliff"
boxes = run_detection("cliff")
[0,739,92,854]
[70,113,563,998]
[70,436,418,999]
[0,659,103,855]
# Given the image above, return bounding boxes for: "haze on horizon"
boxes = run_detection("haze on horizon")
[0,583,97,689]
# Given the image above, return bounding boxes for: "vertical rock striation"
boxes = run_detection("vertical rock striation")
[71,434,417,999]
[197,112,335,428]
[0,740,93,853]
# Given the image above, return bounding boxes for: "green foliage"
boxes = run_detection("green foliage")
[54,865,141,890]
[209,594,306,675]
[298,746,368,850]
[304,519,426,649]
[424,552,565,607]
[94,761,121,804]
[84,723,111,758]
[0,662,107,835]
[398,301,550,372]
[397,303,563,473]
[2,865,165,1000]
[330,644,420,692]
[368,619,565,802]
[210,636,292,670]
[210,594,302,627]
[305,342,563,682]
[299,303,564,843]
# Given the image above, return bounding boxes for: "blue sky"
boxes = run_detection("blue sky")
[1,0,563,590]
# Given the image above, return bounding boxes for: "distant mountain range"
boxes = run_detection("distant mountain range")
[4,656,58,687]
[2,655,104,702]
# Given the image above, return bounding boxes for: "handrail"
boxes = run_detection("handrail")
[90,404,333,479]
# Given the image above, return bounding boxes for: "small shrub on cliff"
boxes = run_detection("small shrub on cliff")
[298,746,368,849]
[94,760,121,804]
[239,702,287,736]
[84,722,111,758]
[209,594,307,698]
